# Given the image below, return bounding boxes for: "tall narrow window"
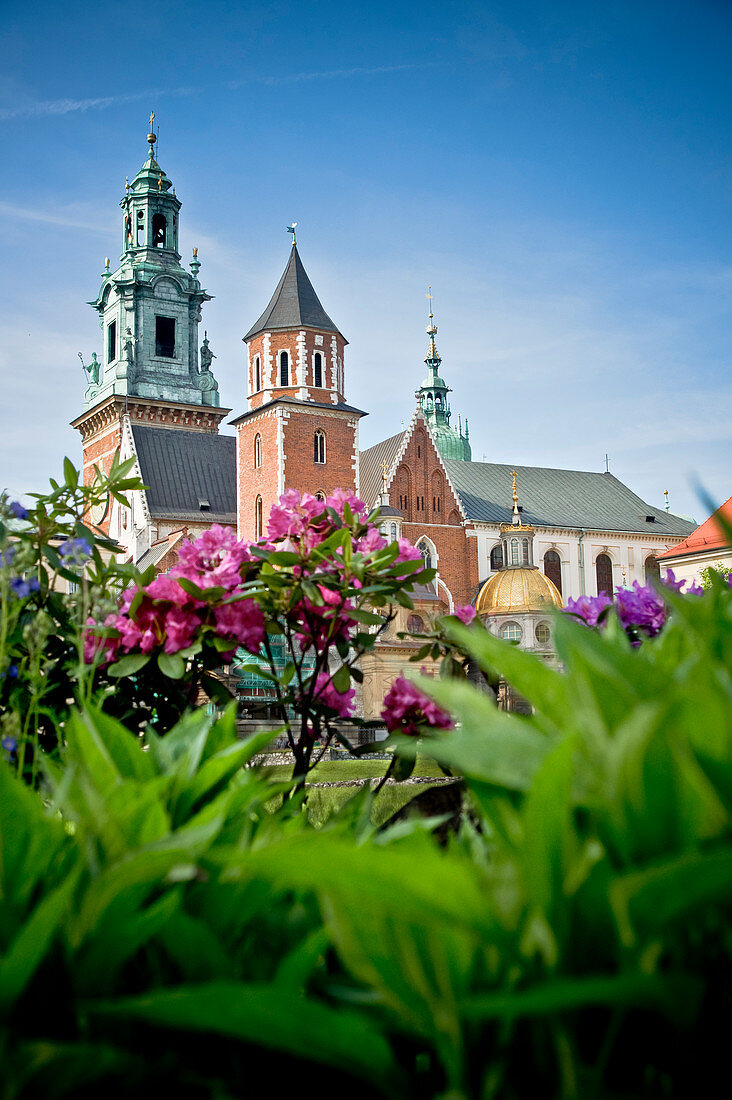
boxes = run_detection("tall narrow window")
[155,316,175,358]
[152,213,166,248]
[544,550,562,595]
[417,539,433,571]
[314,430,326,464]
[510,539,519,565]
[390,523,397,541]
[255,496,263,541]
[136,210,145,246]
[254,433,262,469]
[107,320,117,363]
[279,351,289,386]
[314,352,322,387]
[254,356,261,392]
[490,544,503,571]
[596,553,613,596]
[522,538,530,564]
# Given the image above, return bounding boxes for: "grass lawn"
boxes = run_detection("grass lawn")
[265,753,445,783]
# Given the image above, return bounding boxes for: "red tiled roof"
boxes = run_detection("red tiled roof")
[657,495,732,559]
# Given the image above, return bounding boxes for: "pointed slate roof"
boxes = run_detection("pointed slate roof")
[244,245,344,341]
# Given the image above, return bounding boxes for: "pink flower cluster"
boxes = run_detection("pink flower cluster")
[85,524,265,667]
[381,673,453,738]
[312,671,356,718]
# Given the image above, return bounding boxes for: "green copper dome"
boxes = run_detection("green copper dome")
[415,302,471,462]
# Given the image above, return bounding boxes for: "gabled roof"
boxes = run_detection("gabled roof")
[244,245,344,342]
[131,426,236,523]
[657,494,732,559]
[442,459,696,537]
[360,430,406,507]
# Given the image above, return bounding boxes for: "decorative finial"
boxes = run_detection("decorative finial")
[190,248,201,279]
[664,488,670,513]
[381,458,388,492]
[158,169,163,191]
[147,111,157,151]
[287,222,298,245]
[511,469,520,525]
[425,286,440,363]
[125,175,130,194]
[101,257,110,281]
[621,565,627,586]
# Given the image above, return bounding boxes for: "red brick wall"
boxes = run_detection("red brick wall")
[81,421,122,536]
[390,420,477,607]
[236,409,281,540]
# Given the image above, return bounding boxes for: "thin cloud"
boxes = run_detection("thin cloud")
[0,63,442,122]
[0,201,109,232]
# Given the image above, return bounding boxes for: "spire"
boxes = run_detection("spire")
[415,287,472,461]
[244,243,344,342]
[511,468,520,525]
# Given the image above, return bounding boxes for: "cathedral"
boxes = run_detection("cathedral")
[72,126,695,716]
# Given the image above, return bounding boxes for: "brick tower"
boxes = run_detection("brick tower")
[233,236,365,540]
[72,118,228,533]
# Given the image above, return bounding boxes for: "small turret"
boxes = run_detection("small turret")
[415,288,471,461]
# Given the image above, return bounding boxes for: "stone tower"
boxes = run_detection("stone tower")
[72,120,228,533]
[233,237,365,540]
[415,293,471,462]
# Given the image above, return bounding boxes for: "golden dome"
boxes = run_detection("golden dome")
[476,567,563,616]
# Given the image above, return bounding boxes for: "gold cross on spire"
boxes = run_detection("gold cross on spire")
[149,111,155,129]
[381,458,388,491]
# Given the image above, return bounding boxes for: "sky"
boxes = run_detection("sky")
[1,0,730,522]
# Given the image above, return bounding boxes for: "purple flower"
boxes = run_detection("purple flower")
[9,502,28,521]
[563,593,612,628]
[1,664,18,679]
[685,581,704,597]
[311,671,356,718]
[381,673,453,737]
[1,735,17,760]
[10,577,40,599]
[661,569,685,593]
[0,546,17,567]
[615,581,666,638]
[59,537,92,561]
[453,604,476,625]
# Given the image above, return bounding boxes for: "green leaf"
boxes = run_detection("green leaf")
[331,664,351,693]
[108,653,150,678]
[158,652,186,679]
[89,981,398,1086]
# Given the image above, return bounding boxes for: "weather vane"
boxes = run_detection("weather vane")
[287,222,298,245]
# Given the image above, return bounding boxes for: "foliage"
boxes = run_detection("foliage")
[0,454,142,780]
[699,563,732,589]
[85,488,437,781]
[2,579,731,1097]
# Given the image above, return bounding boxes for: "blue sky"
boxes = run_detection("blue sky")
[1,0,730,521]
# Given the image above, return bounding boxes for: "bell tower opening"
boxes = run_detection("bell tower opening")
[152,212,167,248]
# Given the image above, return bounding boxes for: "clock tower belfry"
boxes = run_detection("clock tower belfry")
[72,120,230,535]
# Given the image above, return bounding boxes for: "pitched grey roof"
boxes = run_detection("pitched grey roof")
[360,431,406,507]
[131,426,236,522]
[443,459,696,536]
[243,245,344,341]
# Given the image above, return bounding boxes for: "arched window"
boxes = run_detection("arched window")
[417,539,433,571]
[522,538,530,565]
[279,350,289,386]
[314,430,326,464]
[254,496,263,541]
[136,209,145,246]
[644,555,660,583]
[152,213,166,248]
[314,352,322,388]
[544,550,562,595]
[124,214,132,247]
[407,614,425,634]
[253,433,262,469]
[500,621,522,644]
[315,491,326,504]
[253,356,261,392]
[510,539,519,565]
[596,553,614,596]
[390,522,397,542]
[490,544,503,571]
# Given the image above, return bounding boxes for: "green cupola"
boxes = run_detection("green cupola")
[82,117,220,411]
[415,291,471,462]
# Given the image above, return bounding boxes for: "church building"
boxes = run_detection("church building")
[72,127,696,714]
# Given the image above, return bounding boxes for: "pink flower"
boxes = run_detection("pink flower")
[267,490,325,543]
[214,597,266,654]
[453,605,476,625]
[83,614,120,666]
[173,524,252,591]
[312,671,356,717]
[163,606,199,654]
[326,488,368,520]
[381,673,453,737]
[356,527,387,554]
